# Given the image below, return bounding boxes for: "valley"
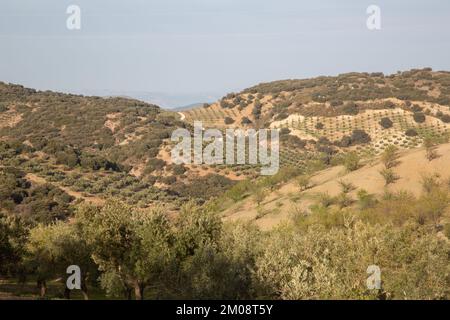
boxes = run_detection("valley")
[1,68,450,300]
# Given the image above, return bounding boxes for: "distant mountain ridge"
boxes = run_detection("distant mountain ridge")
[79,89,220,109]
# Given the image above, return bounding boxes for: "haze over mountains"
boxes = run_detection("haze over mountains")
[74,89,221,109]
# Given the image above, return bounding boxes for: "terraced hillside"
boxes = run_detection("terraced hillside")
[180,68,450,171]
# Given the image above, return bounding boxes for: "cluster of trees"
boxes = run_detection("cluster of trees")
[171,174,235,203]
[0,200,255,300]
[2,184,449,300]
[0,82,185,182]
[337,130,372,147]
[0,167,74,224]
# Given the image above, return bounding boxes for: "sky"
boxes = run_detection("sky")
[1,0,450,108]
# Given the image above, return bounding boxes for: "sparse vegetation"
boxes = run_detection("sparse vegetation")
[381,145,400,169]
[297,175,312,191]
[342,152,360,172]
[424,136,439,161]
[380,168,398,186]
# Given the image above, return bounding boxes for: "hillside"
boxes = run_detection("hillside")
[2,69,450,220]
[0,82,237,221]
[220,142,450,231]
[180,68,450,170]
[2,71,450,300]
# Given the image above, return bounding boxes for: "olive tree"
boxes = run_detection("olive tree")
[76,201,172,300]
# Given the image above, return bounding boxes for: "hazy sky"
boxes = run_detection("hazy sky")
[1,0,450,107]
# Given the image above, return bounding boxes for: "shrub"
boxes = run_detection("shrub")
[339,135,352,147]
[241,117,252,125]
[172,164,187,175]
[336,192,353,208]
[357,189,377,209]
[405,128,418,137]
[224,117,235,125]
[338,180,355,194]
[413,112,426,123]
[351,130,371,145]
[297,175,312,191]
[144,158,166,173]
[421,173,441,194]
[381,145,399,169]
[316,192,334,208]
[379,117,393,129]
[254,188,268,206]
[383,101,396,109]
[439,114,450,123]
[380,168,398,185]
[330,100,343,107]
[226,180,252,202]
[255,221,450,300]
[342,102,358,115]
[342,152,360,171]
[423,136,439,161]
[280,128,291,136]
[315,122,324,130]
[412,104,423,112]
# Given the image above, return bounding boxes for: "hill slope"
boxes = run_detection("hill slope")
[222,142,450,230]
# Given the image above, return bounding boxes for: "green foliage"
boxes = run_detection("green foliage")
[421,173,442,194]
[342,152,360,172]
[297,175,312,191]
[0,104,9,112]
[76,201,172,300]
[357,189,378,210]
[172,174,235,203]
[379,168,398,186]
[0,167,74,224]
[381,145,399,169]
[316,192,334,208]
[255,222,450,299]
[0,214,28,277]
[335,192,354,208]
[338,180,355,194]
[254,188,268,206]
[144,158,166,174]
[226,180,253,202]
